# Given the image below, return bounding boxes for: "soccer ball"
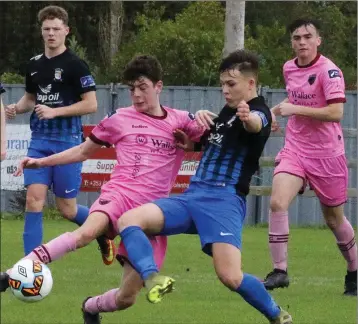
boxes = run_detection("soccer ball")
[8,259,53,302]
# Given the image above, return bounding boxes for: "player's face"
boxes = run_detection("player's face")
[41,18,69,50]
[291,24,321,62]
[220,69,255,108]
[129,77,163,113]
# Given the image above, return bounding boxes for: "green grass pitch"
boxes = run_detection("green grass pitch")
[1,219,356,323]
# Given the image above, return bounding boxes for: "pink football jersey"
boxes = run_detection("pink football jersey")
[89,106,204,204]
[283,54,346,158]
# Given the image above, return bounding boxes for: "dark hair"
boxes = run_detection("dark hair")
[123,55,163,85]
[38,6,69,25]
[287,18,321,35]
[219,49,259,80]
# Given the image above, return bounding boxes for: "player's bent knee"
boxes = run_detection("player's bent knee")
[55,198,77,220]
[324,216,341,230]
[117,212,141,231]
[270,196,289,212]
[216,270,244,291]
[56,204,76,220]
[26,192,46,211]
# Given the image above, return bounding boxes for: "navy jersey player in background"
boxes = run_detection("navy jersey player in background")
[1,83,6,161]
[80,50,293,324]
[4,6,115,264]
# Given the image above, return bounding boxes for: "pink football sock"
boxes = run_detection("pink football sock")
[332,217,357,272]
[23,232,76,264]
[85,289,119,314]
[269,211,289,271]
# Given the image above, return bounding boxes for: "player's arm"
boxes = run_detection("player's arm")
[15,92,36,114]
[5,92,36,119]
[271,98,289,116]
[14,137,101,176]
[237,101,270,134]
[291,102,343,122]
[48,91,97,117]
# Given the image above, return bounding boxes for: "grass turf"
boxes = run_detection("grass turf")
[1,219,356,323]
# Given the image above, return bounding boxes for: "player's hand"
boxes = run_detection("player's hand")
[236,100,250,122]
[14,157,43,177]
[271,111,280,132]
[35,104,57,120]
[277,102,299,117]
[5,104,17,119]
[173,129,194,151]
[195,110,218,130]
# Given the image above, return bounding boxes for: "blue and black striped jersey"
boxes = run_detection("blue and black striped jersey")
[191,96,272,196]
[25,49,96,142]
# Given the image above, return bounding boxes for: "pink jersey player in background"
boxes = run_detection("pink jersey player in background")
[263,18,357,296]
[0,55,205,321]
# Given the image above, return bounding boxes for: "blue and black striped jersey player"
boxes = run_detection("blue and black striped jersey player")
[5,5,115,263]
[80,50,293,324]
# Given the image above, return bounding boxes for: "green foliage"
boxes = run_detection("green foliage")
[0,72,24,84]
[67,35,101,83]
[0,1,356,88]
[112,2,225,86]
[245,22,291,87]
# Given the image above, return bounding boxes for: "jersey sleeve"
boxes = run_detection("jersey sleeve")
[25,62,37,94]
[70,59,96,95]
[250,105,272,132]
[320,66,346,104]
[89,112,120,147]
[179,111,206,142]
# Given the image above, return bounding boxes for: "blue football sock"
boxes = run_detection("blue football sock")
[23,211,43,256]
[71,205,89,226]
[119,226,158,280]
[236,273,281,320]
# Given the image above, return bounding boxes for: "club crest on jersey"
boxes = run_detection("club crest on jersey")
[188,112,195,120]
[308,74,316,85]
[54,68,63,81]
[328,69,340,79]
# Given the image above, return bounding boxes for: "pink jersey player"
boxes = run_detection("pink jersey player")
[283,54,346,158]
[264,19,357,296]
[274,53,348,206]
[89,105,203,263]
[1,56,207,319]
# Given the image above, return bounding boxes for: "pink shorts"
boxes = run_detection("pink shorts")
[274,148,348,207]
[90,191,168,269]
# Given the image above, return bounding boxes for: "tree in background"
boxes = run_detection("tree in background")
[223,1,245,57]
[0,1,356,88]
[112,1,224,86]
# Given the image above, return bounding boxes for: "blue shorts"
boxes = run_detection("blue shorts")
[155,181,246,256]
[24,138,82,199]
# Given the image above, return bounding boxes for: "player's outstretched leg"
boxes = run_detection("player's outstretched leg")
[0,212,109,293]
[264,173,303,290]
[119,225,175,303]
[57,201,116,266]
[82,262,147,322]
[82,297,102,324]
[321,205,357,296]
[213,243,292,324]
[264,209,290,291]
